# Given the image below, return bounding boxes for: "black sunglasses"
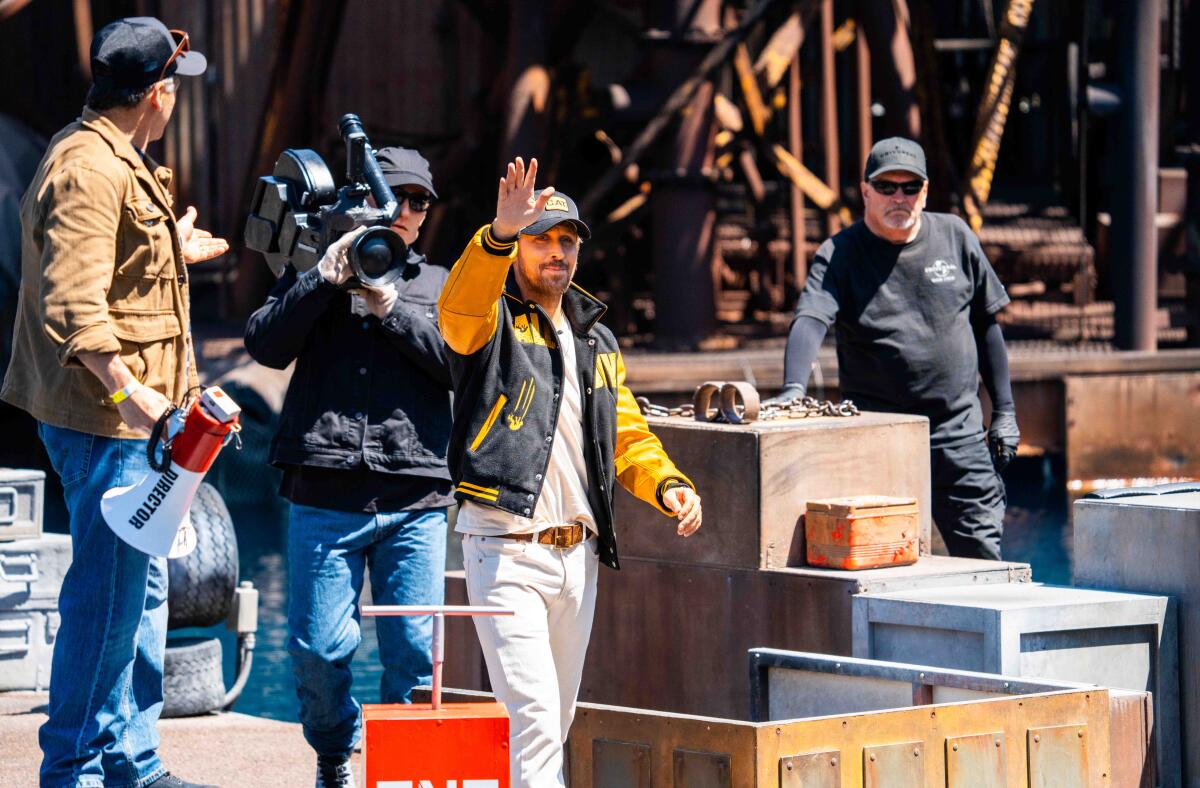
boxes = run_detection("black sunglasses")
[870,179,925,196]
[401,192,433,212]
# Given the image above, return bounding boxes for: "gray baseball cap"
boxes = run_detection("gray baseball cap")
[520,192,592,239]
[375,146,437,198]
[863,137,928,181]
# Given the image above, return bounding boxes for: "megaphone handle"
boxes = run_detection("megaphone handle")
[147,405,179,472]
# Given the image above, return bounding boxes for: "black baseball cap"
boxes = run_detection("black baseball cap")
[520,192,592,240]
[91,17,206,92]
[376,147,437,199]
[864,137,928,181]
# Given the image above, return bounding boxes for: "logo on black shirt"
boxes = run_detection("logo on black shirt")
[924,259,956,284]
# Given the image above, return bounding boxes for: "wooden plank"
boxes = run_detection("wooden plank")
[734,42,770,135]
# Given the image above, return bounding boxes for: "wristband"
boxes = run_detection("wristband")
[109,381,140,404]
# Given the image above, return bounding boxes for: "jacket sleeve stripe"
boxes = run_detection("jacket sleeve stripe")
[470,393,508,451]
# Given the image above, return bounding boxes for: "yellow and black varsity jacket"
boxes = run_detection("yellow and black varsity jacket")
[437,225,694,569]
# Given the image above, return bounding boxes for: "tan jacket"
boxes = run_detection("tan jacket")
[1,109,198,438]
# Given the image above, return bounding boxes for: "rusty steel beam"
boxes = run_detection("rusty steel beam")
[961,0,1036,231]
[788,55,806,287]
[856,0,920,141]
[579,0,793,216]
[231,1,347,317]
[855,25,872,190]
[0,0,32,23]
[819,0,840,235]
[1111,0,1161,351]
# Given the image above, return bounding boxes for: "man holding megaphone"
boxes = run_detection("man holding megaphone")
[1,17,226,788]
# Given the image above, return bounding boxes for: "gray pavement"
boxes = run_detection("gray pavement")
[0,692,360,787]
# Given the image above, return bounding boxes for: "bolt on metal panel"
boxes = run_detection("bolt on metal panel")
[592,738,651,787]
[946,732,1006,788]
[1027,725,1089,787]
[863,741,924,787]
[779,750,841,788]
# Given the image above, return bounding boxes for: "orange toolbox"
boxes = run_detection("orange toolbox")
[804,495,919,570]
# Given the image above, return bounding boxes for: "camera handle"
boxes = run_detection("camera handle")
[339,114,399,225]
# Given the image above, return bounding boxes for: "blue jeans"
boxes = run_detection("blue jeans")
[37,423,168,788]
[286,503,447,757]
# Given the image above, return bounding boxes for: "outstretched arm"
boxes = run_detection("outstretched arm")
[975,315,1019,470]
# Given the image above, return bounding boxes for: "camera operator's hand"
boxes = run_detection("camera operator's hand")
[491,157,556,241]
[318,226,368,286]
[177,206,230,264]
[116,383,174,435]
[357,283,399,320]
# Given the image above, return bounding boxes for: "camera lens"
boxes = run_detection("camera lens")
[356,236,394,278]
[349,227,408,287]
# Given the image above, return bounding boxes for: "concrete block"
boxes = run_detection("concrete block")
[1075,485,1200,786]
[852,582,1178,786]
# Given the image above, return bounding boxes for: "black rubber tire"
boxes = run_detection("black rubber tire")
[162,636,225,718]
[167,482,238,629]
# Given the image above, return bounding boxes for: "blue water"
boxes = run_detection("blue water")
[189,454,1070,722]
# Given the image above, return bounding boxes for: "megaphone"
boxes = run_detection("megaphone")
[102,387,242,558]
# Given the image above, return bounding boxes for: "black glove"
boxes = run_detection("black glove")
[987,410,1020,472]
[762,382,806,407]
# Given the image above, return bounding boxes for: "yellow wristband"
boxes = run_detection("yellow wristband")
[109,381,139,404]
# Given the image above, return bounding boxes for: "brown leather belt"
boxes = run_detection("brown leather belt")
[499,524,590,549]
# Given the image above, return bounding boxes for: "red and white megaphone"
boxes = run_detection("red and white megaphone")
[102,386,242,558]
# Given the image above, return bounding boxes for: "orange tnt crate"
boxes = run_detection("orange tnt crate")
[805,495,919,570]
[362,702,510,788]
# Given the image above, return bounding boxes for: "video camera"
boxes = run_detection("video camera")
[244,113,408,287]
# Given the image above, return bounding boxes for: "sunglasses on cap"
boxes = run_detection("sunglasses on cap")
[870,179,925,196]
[158,28,190,82]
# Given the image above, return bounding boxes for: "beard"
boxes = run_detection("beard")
[880,207,917,230]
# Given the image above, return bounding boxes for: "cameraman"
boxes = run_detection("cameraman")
[244,148,451,788]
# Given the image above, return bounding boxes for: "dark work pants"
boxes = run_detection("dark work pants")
[930,438,1006,560]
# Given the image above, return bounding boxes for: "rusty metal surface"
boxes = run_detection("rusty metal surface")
[611,413,932,570]
[863,742,924,787]
[1106,690,1155,788]
[780,750,840,787]
[674,748,733,787]
[1064,372,1200,482]
[945,732,1007,788]
[1027,725,1089,787]
[593,739,651,787]
[563,687,1110,787]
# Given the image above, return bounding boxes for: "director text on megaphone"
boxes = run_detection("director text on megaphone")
[101,386,242,558]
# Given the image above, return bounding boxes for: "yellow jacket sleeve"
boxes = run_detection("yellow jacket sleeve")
[613,351,695,515]
[437,225,518,355]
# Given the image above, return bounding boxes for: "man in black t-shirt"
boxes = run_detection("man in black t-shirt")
[244,147,451,787]
[767,137,1020,560]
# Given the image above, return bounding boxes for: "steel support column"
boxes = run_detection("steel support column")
[1111,0,1161,351]
[650,0,720,348]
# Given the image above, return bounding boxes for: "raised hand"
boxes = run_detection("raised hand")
[491,157,555,241]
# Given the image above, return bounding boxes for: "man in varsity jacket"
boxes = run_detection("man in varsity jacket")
[438,157,702,786]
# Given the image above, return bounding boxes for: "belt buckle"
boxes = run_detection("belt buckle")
[552,527,570,550]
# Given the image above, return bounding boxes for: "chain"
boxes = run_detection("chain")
[636,394,858,422]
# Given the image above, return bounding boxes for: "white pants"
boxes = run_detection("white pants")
[462,534,599,788]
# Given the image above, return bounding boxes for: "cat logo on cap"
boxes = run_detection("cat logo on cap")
[544,195,569,212]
